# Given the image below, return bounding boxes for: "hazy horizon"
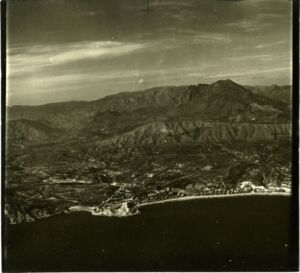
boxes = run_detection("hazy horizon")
[7,78,292,107]
[7,0,292,106]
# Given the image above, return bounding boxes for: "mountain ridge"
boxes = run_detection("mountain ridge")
[7,79,292,145]
[8,79,291,108]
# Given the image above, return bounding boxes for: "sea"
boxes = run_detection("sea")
[3,195,298,271]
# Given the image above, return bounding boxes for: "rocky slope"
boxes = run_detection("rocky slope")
[7,80,292,145]
[5,79,293,224]
[95,121,291,148]
[246,85,292,104]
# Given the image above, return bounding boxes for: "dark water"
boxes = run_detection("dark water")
[3,196,298,272]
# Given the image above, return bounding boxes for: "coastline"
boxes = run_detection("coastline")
[68,192,291,216]
[137,192,291,208]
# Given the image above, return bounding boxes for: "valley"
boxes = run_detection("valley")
[4,80,293,224]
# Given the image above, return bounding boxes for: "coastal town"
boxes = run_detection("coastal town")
[5,140,292,223]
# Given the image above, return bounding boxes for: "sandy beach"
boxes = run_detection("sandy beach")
[69,192,291,214]
[138,192,291,208]
[69,205,95,213]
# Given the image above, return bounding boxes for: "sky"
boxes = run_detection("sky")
[7,0,293,105]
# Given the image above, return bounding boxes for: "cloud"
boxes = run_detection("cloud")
[7,0,292,105]
[51,42,144,64]
[254,40,288,49]
[156,29,233,45]
[151,1,196,7]
[124,0,196,11]
[225,54,277,61]
[76,10,105,17]
[7,41,146,76]
[216,0,243,1]
[137,78,145,84]
[7,65,205,105]
[226,19,274,32]
[207,67,291,79]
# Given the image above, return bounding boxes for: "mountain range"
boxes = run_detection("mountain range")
[5,79,293,225]
[7,79,292,146]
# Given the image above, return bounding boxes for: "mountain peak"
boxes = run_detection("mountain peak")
[208,79,246,93]
[212,79,240,87]
[202,79,255,103]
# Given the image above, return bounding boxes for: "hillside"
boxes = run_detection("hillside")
[246,85,292,104]
[7,80,292,145]
[95,121,291,148]
[5,79,293,224]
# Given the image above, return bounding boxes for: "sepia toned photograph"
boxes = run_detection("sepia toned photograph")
[2,0,298,271]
